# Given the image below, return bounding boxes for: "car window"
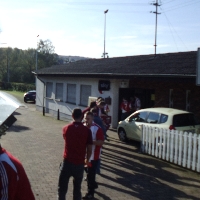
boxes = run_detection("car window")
[159,114,168,124]
[146,112,160,124]
[173,114,198,127]
[134,111,148,122]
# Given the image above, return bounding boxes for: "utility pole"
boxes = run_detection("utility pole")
[152,0,161,57]
[103,9,109,58]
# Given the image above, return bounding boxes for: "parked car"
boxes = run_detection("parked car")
[24,90,36,103]
[117,107,200,142]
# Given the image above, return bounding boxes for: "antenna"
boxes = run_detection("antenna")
[151,0,161,57]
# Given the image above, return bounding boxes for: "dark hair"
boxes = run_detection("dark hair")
[72,108,82,119]
[85,111,94,117]
[90,108,98,114]
[97,97,103,101]
[89,101,97,108]
[98,101,106,106]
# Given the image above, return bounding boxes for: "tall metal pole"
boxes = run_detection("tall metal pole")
[103,9,108,58]
[153,0,160,57]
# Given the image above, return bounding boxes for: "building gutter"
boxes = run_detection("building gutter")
[32,71,45,116]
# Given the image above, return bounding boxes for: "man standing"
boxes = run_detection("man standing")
[0,146,35,199]
[120,97,130,121]
[58,108,93,200]
[0,91,35,200]
[83,111,104,199]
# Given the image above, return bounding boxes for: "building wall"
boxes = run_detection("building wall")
[129,77,200,120]
[36,76,120,128]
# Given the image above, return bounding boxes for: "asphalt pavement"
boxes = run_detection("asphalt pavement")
[1,101,200,200]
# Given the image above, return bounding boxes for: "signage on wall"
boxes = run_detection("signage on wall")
[98,80,110,91]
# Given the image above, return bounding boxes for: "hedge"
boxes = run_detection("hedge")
[0,82,35,92]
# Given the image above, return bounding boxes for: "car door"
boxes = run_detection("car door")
[125,111,149,141]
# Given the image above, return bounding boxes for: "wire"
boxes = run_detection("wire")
[162,0,200,12]
[160,6,189,51]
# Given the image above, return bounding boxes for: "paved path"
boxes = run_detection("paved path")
[1,103,200,200]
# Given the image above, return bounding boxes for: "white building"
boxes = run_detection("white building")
[34,51,199,128]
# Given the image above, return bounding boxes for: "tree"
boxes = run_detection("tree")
[37,39,59,68]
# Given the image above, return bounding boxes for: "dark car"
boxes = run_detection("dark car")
[24,90,36,103]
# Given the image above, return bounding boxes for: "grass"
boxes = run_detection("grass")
[1,90,24,102]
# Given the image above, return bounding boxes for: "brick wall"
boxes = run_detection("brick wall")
[129,77,200,120]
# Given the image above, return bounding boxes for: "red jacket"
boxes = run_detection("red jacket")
[0,147,35,200]
[120,101,130,113]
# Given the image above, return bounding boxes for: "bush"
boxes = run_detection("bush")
[1,82,35,92]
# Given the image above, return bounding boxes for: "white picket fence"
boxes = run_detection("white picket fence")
[141,125,200,173]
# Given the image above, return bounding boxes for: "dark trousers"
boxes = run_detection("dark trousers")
[87,160,99,196]
[58,160,84,200]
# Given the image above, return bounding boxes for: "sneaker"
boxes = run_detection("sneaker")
[82,193,94,199]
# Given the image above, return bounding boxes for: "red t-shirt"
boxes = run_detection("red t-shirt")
[63,122,93,165]
[86,123,104,161]
[0,147,35,200]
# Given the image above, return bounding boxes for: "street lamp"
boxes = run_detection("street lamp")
[103,9,109,58]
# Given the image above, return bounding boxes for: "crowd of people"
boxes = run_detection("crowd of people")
[1,95,140,200]
[58,97,111,200]
[120,96,141,121]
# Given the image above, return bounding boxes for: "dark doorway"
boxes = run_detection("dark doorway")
[118,88,155,121]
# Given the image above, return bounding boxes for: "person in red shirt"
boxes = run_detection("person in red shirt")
[83,111,104,200]
[58,108,93,200]
[0,146,35,200]
[120,97,130,121]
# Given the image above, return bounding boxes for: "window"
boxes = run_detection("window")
[147,112,160,124]
[160,114,168,124]
[55,83,63,100]
[173,114,198,127]
[134,111,148,122]
[80,85,91,106]
[46,82,53,98]
[67,84,76,104]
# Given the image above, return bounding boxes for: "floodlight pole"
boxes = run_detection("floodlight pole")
[103,9,108,58]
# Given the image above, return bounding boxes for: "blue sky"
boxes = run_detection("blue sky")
[0,0,199,58]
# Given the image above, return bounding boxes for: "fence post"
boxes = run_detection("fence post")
[57,109,60,120]
[197,135,200,172]
[166,129,170,161]
[187,132,192,169]
[141,125,145,153]
[192,133,197,171]
[170,130,174,163]
[174,130,179,164]
[162,129,166,160]
[183,132,188,168]
[178,131,183,166]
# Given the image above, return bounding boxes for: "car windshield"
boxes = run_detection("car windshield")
[173,114,199,127]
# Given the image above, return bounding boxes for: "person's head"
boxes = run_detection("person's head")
[90,108,98,116]
[97,97,104,101]
[89,101,97,109]
[122,97,128,103]
[96,100,106,109]
[84,111,94,126]
[72,108,82,121]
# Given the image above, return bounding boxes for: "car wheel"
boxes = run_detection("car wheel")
[24,98,27,103]
[118,128,127,142]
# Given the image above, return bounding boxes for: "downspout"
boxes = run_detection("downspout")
[32,72,45,116]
